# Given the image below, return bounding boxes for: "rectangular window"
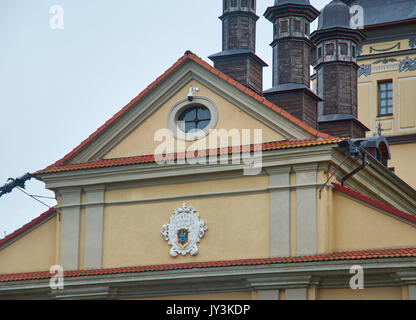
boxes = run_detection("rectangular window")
[339,43,348,55]
[241,0,248,7]
[231,0,237,7]
[378,81,393,116]
[305,23,309,35]
[294,20,301,33]
[325,43,334,56]
[280,20,288,33]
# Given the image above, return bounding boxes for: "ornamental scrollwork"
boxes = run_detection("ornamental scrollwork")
[358,64,371,77]
[399,57,416,73]
[161,203,208,257]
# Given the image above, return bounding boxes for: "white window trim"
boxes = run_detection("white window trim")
[167,97,219,142]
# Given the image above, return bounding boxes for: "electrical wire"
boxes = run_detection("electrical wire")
[16,187,53,209]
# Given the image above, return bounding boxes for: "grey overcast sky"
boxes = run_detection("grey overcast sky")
[0,0,332,237]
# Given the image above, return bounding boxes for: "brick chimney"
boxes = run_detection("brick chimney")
[263,0,322,130]
[209,0,267,95]
[311,0,369,138]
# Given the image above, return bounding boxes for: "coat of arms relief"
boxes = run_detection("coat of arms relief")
[161,203,208,257]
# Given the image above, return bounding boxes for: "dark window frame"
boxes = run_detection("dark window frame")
[325,43,334,56]
[378,80,393,116]
[339,43,348,56]
[294,20,301,33]
[177,105,212,134]
[280,20,289,34]
[305,23,309,36]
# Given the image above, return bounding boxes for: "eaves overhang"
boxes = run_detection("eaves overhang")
[0,250,415,299]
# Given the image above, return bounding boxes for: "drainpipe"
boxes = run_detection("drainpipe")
[341,152,368,186]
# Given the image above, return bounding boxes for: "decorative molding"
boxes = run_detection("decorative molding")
[399,57,416,72]
[358,48,416,61]
[387,134,416,145]
[369,42,400,53]
[358,64,371,77]
[410,38,416,49]
[162,203,207,257]
[40,143,416,216]
[1,258,415,300]
[372,63,399,74]
[373,58,398,65]
[56,182,326,210]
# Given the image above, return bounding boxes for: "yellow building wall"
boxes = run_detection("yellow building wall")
[333,192,416,252]
[102,176,271,268]
[389,142,416,189]
[0,216,57,274]
[104,79,285,159]
[357,53,416,136]
[317,286,403,300]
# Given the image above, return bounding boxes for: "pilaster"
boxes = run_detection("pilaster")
[59,187,82,270]
[266,167,291,258]
[83,185,105,269]
[294,164,318,256]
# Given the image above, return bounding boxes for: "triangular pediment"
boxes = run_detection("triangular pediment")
[53,53,327,166]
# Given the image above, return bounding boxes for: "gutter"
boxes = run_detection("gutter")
[341,152,368,186]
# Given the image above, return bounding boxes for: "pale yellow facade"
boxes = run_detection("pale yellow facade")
[105,79,285,159]
[333,192,416,251]
[312,34,416,189]
[357,37,416,189]
[1,35,416,300]
[0,216,57,274]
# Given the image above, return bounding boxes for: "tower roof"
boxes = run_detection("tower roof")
[275,0,310,5]
[264,0,319,22]
[342,0,416,27]
[318,0,351,30]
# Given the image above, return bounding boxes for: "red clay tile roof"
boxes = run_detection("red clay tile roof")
[332,183,416,224]
[43,51,334,172]
[36,138,343,174]
[0,247,415,283]
[0,208,56,248]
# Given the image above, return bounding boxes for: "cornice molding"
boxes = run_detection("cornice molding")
[0,257,415,300]
[39,145,335,189]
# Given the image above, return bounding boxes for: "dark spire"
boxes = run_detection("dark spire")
[311,0,369,138]
[209,0,267,95]
[263,0,322,129]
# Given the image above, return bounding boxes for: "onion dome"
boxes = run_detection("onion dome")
[318,0,351,30]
